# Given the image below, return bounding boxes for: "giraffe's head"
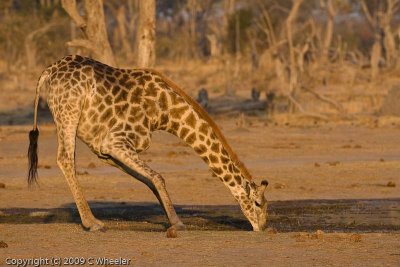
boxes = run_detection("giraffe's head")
[243,180,269,231]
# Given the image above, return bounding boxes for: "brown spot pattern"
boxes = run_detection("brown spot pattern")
[185,132,196,145]
[185,112,197,128]
[170,106,189,119]
[179,127,190,139]
[209,154,219,164]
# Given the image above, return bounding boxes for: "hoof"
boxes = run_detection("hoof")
[83,219,106,232]
[166,227,178,238]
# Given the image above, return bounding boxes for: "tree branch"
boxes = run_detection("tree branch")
[301,86,344,113]
[287,94,328,120]
[360,0,374,27]
[257,0,277,47]
[61,0,87,30]
[66,39,97,53]
[25,23,61,69]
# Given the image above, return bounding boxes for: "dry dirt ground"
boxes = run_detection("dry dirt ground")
[0,116,399,266]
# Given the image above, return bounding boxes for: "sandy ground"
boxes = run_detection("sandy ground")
[0,117,399,266]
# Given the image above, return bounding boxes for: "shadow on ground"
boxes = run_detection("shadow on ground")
[1,198,399,232]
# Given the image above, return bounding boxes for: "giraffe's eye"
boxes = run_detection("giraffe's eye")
[255,201,262,208]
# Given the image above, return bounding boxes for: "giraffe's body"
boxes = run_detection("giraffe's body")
[28,55,268,232]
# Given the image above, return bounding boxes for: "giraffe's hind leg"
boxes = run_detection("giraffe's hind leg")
[101,141,185,230]
[53,113,105,231]
[56,125,105,231]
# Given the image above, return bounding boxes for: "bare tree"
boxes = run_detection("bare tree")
[104,2,133,61]
[223,0,239,96]
[116,5,132,59]
[61,0,116,66]
[286,0,303,112]
[255,0,334,119]
[206,34,221,58]
[320,0,336,63]
[361,0,399,80]
[187,0,199,58]
[136,0,156,68]
[24,23,60,70]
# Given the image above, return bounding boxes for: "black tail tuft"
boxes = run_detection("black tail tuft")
[28,129,39,186]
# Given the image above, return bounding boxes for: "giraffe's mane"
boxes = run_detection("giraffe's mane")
[145,68,253,182]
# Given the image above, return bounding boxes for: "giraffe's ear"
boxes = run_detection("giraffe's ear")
[258,180,268,195]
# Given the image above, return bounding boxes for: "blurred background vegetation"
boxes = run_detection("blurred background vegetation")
[0,0,399,120]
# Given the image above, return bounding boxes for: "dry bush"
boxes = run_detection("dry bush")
[1,0,400,120]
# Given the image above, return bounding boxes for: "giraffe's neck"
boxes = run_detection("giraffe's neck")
[136,70,260,228]
[164,104,256,224]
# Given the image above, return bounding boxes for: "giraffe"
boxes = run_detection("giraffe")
[27,55,269,232]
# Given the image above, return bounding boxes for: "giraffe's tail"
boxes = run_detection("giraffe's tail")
[28,70,50,186]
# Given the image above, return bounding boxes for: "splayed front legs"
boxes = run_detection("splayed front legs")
[101,140,185,230]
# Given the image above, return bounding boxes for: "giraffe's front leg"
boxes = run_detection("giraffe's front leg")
[102,143,185,230]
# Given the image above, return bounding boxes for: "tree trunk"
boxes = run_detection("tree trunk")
[223,0,235,46]
[370,39,382,80]
[233,10,241,77]
[321,0,336,62]
[136,0,156,68]
[223,0,236,96]
[188,0,198,58]
[117,5,132,59]
[286,0,303,112]
[84,0,115,65]
[61,0,116,66]
[361,0,398,76]
[381,0,397,67]
[206,34,220,58]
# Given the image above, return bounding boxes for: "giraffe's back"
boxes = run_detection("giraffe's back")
[45,55,175,155]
